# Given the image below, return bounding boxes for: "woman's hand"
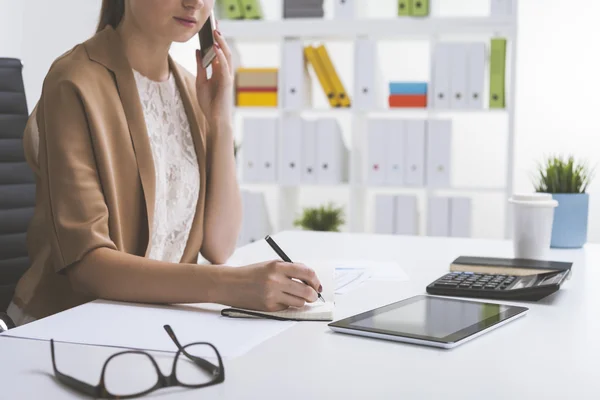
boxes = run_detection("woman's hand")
[216,261,323,312]
[195,24,234,128]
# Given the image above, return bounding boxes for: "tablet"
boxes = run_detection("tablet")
[328,295,528,349]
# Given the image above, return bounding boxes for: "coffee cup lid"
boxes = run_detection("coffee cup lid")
[509,193,558,207]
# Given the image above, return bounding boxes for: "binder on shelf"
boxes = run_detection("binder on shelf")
[366,118,388,185]
[219,0,244,19]
[282,40,311,110]
[450,197,472,237]
[316,118,349,184]
[241,119,261,182]
[304,46,339,107]
[354,38,376,110]
[432,43,451,109]
[236,68,278,107]
[404,119,426,186]
[242,118,278,183]
[490,0,514,17]
[427,196,450,237]
[283,0,324,19]
[280,115,303,185]
[374,195,396,234]
[410,0,429,16]
[426,119,452,188]
[398,0,411,16]
[334,0,355,19]
[388,82,428,108]
[301,119,318,184]
[259,118,278,182]
[238,0,263,19]
[467,42,486,109]
[315,45,351,108]
[385,119,406,186]
[395,195,418,235]
[489,38,507,108]
[243,191,273,244]
[449,43,469,109]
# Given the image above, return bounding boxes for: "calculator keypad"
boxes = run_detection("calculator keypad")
[434,272,517,291]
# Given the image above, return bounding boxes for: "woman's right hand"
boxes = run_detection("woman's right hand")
[217,260,323,312]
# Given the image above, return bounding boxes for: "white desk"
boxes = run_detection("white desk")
[2,231,600,399]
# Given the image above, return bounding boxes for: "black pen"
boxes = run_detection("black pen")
[264,235,325,303]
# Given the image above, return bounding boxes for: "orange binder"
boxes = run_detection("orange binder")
[388,94,427,108]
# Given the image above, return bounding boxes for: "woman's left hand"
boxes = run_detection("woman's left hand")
[195,25,234,128]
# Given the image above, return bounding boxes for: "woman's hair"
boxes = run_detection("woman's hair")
[96,0,125,33]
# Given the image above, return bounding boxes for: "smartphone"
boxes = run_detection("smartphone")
[198,11,217,69]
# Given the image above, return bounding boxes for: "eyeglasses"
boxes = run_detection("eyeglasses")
[50,324,225,399]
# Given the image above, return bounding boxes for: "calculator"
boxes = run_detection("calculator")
[426,269,570,301]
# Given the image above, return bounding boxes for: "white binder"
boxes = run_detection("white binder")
[237,190,251,246]
[449,43,469,109]
[426,119,452,187]
[404,119,426,186]
[385,119,405,186]
[432,43,451,109]
[450,197,472,237]
[374,194,396,234]
[354,38,376,111]
[395,195,418,235]
[467,42,486,109]
[316,118,347,184]
[366,118,388,185]
[301,119,318,184]
[490,0,514,16]
[245,191,272,243]
[258,118,278,182]
[279,115,303,185]
[282,39,310,110]
[427,196,450,237]
[241,118,261,183]
[333,0,355,19]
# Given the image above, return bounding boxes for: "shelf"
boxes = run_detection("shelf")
[219,17,516,41]
[363,185,506,193]
[235,107,508,114]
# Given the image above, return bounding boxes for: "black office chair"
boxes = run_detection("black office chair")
[0,58,35,330]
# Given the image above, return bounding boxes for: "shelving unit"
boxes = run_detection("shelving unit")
[228,1,519,240]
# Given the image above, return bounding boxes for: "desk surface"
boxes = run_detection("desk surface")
[2,231,599,399]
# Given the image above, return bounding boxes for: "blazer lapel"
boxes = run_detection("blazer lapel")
[85,27,156,257]
[170,58,207,263]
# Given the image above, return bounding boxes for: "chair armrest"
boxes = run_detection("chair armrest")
[0,312,16,332]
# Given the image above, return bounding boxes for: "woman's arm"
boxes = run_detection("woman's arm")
[67,247,322,311]
[200,121,242,265]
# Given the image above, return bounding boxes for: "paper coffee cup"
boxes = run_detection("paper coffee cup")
[508,193,558,260]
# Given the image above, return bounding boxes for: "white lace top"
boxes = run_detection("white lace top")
[132,69,200,263]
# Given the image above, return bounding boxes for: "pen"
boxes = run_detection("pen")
[264,235,325,303]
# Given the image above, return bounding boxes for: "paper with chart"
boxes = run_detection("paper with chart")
[303,258,410,294]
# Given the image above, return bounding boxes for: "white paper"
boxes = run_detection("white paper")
[335,268,373,294]
[4,300,296,360]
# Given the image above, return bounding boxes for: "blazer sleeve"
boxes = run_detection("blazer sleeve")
[37,75,117,273]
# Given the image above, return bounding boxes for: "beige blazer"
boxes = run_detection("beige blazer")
[12,26,209,320]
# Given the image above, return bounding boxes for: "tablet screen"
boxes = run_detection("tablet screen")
[337,296,524,343]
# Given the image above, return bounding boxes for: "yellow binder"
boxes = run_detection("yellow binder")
[304,45,339,108]
[315,45,351,107]
[236,91,278,107]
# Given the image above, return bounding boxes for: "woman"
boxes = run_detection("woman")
[8,0,322,326]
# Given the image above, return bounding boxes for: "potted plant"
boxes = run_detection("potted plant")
[293,202,346,232]
[532,155,594,248]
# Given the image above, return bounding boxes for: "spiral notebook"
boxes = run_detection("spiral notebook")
[221,263,335,321]
[221,299,334,321]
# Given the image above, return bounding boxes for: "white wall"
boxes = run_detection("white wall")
[0,0,23,59]
[3,0,599,241]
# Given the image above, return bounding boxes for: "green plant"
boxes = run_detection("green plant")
[293,202,345,232]
[533,155,594,193]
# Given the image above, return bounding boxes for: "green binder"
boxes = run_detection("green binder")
[239,0,263,19]
[398,0,411,16]
[410,0,430,16]
[489,38,507,108]
[219,0,244,19]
